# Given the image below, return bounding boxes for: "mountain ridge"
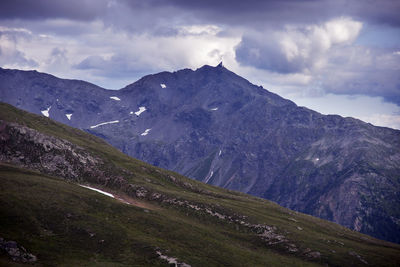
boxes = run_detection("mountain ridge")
[0,65,392,130]
[1,102,400,266]
[1,65,399,243]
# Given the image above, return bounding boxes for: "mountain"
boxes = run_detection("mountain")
[1,103,400,266]
[1,65,399,244]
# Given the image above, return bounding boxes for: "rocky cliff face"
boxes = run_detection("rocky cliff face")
[0,237,37,263]
[1,65,399,243]
[0,120,128,187]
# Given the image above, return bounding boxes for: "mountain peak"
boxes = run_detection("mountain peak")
[196,61,227,72]
[1,67,400,244]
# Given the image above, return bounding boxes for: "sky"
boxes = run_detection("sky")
[1,0,400,129]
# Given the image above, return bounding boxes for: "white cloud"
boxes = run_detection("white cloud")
[360,114,400,130]
[314,45,400,103]
[236,17,363,73]
[0,26,32,35]
[0,19,239,88]
[234,16,400,121]
[293,94,400,129]
[325,18,362,45]
[1,15,399,130]
[0,26,38,68]
[178,24,222,36]
[69,23,239,86]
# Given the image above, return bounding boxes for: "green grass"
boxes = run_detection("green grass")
[1,102,400,266]
[0,164,318,266]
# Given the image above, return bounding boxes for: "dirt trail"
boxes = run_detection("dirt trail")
[79,184,158,210]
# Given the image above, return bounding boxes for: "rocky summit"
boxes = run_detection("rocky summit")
[1,64,399,243]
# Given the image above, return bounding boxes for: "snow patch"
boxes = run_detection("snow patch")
[90,120,119,129]
[41,106,51,117]
[110,96,121,101]
[218,150,222,156]
[210,107,218,111]
[141,128,151,136]
[316,158,320,161]
[160,83,166,88]
[156,251,191,267]
[130,111,134,114]
[134,106,147,116]
[80,185,115,198]
[204,171,214,183]
[66,114,72,120]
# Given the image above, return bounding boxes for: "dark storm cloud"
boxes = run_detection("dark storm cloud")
[235,34,306,74]
[2,0,399,31]
[0,0,187,35]
[1,0,399,106]
[235,17,364,73]
[154,0,400,27]
[348,0,400,27]
[318,46,400,105]
[158,0,336,26]
[0,0,109,21]
[74,54,157,80]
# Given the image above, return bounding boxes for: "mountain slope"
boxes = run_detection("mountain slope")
[1,102,400,266]
[1,65,399,243]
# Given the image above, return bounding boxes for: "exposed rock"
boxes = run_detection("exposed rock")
[306,251,321,259]
[205,208,226,219]
[127,184,148,198]
[157,194,301,253]
[156,250,191,267]
[258,229,287,245]
[286,243,299,253]
[0,116,320,259]
[1,65,399,243]
[150,192,162,200]
[334,240,344,246]
[0,120,128,189]
[349,251,368,265]
[0,237,37,263]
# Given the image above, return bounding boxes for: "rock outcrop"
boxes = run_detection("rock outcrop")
[0,237,37,263]
[1,65,399,243]
[0,120,128,188]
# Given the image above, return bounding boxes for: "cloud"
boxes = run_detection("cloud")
[1,20,239,88]
[234,17,400,106]
[0,0,399,126]
[316,46,400,103]
[2,1,398,34]
[44,47,70,73]
[0,26,38,68]
[294,94,400,129]
[235,18,362,74]
[73,29,239,83]
[0,0,109,21]
[0,0,195,36]
[149,0,400,28]
[361,113,400,130]
[347,0,400,27]
[75,55,106,70]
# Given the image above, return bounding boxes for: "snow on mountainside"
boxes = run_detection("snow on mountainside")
[0,65,399,244]
[2,103,399,266]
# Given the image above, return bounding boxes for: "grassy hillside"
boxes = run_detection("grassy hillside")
[1,102,400,266]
